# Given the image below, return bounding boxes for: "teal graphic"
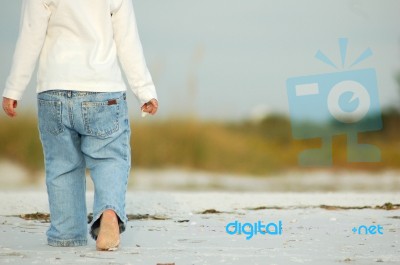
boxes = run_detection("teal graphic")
[225,220,283,240]
[286,38,382,166]
[352,224,384,235]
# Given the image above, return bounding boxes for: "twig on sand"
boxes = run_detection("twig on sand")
[19,212,50,223]
[246,202,400,211]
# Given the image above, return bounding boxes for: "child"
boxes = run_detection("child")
[2,0,158,251]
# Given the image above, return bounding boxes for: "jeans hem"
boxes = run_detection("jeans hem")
[48,238,87,247]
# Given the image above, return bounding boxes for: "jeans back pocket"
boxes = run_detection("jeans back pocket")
[82,99,120,138]
[38,99,64,136]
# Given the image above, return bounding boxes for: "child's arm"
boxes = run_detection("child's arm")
[3,0,51,101]
[111,0,158,111]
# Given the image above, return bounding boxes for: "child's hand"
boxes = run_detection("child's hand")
[2,97,18,118]
[141,99,158,116]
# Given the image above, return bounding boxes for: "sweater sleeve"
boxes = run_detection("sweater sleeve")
[111,0,157,107]
[3,0,51,100]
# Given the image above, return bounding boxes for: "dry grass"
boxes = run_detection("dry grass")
[0,111,399,176]
[0,115,43,171]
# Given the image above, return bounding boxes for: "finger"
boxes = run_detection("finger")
[141,105,151,114]
[9,100,16,115]
[141,102,150,111]
[7,110,16,117]
[142,103,149,111]
[143,106,156,115]
[149,100,158,114]
[150,99,158,107]
[141,99,158,115]
[144,103,154,114]
[150,106,158,115]
[4,100,17,117]
[6,107,16,117]
[2,101,9,116]
[4,107,15,117]
[148,106,156,115]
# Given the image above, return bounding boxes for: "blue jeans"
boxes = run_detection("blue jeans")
[37,90,131,247]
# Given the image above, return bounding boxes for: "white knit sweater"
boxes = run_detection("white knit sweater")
[3,0,157,106]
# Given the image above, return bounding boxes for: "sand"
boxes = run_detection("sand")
[0,191,399,265]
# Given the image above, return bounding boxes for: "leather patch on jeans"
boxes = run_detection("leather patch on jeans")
[107,99,117,105]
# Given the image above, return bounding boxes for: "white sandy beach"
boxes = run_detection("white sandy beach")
[0,191,399,265]
[0,162,399,264]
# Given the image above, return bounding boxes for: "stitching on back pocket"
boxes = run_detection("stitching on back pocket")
[82,100,120,138]
[38,99,64,136]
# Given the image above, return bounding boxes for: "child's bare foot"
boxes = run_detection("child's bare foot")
[96,210,120,251]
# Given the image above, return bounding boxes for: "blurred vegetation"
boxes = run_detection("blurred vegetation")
[0,109,399,175]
